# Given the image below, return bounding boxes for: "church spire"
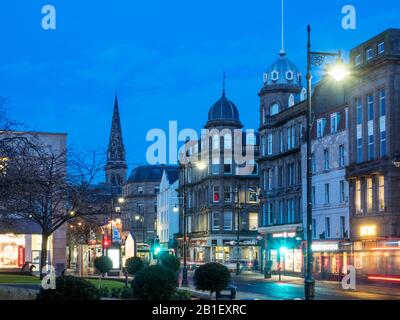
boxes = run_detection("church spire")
[105,93,127,186]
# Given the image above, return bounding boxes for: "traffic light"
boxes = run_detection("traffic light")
[152,238,161,258]
[102,234,111,249]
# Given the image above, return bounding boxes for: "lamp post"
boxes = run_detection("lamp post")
[305,24,349,300]
[393,151,400,168]
[235,185,241,275]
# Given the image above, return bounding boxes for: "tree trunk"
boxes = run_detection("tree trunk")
[40,233,49,280]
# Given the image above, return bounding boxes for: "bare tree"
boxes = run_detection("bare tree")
[0,133,106,279]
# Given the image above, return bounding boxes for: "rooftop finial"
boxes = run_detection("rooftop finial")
[222,72,226,97]
[280,0,286,56]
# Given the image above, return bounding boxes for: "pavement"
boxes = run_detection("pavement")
[182,271,400,300]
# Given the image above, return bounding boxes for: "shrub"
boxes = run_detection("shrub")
[132,264,178,300]
[172,289,192,300]
[99,287,110,298]
[160,254,180,273]
[125,257,144,275]
[36,276,100,300]
[193,262,231,299]
[121,287,134,299]
[94,256,113,275]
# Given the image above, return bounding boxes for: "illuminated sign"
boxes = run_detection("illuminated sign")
[272,232,296,239]
[311,242,339,252]
[360,225,376,237]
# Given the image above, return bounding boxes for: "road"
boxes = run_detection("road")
[187,272,400,300]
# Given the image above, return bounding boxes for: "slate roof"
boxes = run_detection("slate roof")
[127,165,178,183]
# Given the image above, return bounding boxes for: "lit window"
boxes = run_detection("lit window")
[367,178,373,212]
[213,186,220,203]
[360,225,376,237]
[249,213,258,231]
[355,180,362,214]
[379,176,385,211]
[378,42,385,55]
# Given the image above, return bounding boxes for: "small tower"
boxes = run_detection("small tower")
[105,94,127,186]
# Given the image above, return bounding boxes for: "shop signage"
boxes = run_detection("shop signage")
[311,242,339,252]
[18,246,25,268]
[272,232,296,239]
[223,239,258,246]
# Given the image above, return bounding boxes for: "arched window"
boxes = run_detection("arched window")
[224,133,232,149]
[300,88,307,102]
[212,135,220,150]
[270,103,279,116]
[271,71,279,81]
[246,132,257,146]
[288,94,295,108]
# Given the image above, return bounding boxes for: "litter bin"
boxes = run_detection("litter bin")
[216,284,237,300]
[264,260,272,279]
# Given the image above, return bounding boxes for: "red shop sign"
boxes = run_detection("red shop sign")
[18,246,25,267]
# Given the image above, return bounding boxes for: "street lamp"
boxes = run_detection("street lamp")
[393,151,400,168]
[305,25,349,300]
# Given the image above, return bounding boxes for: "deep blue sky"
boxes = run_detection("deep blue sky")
[1,0,399,179]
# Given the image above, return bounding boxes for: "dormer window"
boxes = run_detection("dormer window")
[271,71,279,81]
[378,41,385,55]
[355,54,361,66]
[366,48,373,61]
[263,73,268,84]
[286,71,294,81]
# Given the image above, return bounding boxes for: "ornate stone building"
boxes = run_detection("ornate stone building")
[346,28,400,276]
[177,83,260,268]
[257,50,307,276]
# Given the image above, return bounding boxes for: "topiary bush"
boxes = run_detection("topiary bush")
[132,264,178,300]
[125,256,144,275]
[36,276,100,300]
[94,255,113,276]
[160,254,180,273]
[193,262,231,299]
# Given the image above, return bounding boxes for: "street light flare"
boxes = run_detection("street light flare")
[327,63,350,81]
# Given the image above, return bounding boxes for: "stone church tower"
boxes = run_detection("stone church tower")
[105,94,127,186]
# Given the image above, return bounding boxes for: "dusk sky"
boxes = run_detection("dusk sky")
[1,0,399,180]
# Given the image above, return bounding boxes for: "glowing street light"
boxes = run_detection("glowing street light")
[118,197,125,204]
[196,162,207,171]
[327,62,350,81]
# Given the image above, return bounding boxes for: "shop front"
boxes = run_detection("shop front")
[266,230,303,277]
[186,237,260,270]
[311,240,351,281]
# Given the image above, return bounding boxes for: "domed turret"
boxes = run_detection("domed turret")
[263,52,303,87]
[205,76,243,129]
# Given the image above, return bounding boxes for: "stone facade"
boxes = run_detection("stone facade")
[177,86,260,268]
[258,51,307,276]
[345,28,400,275]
